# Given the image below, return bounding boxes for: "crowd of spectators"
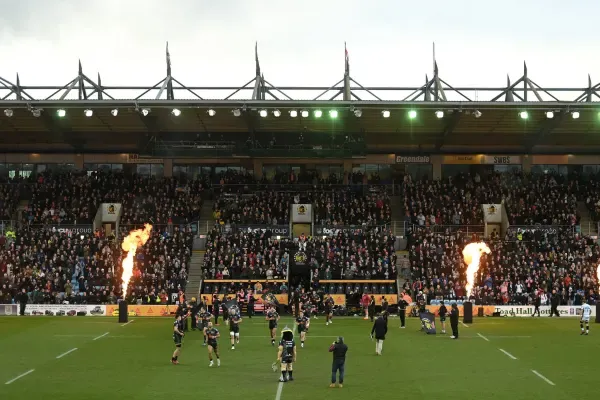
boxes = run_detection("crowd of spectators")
[401,171,581,228]
[0,225,192,305]
[203,228,291,281]
[407,226,599,306]
[22,171,207,227]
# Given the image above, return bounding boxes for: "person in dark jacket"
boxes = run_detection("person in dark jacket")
[189,298,199,330]
[370,314,388,355]
[18,288,28,316]
[213,294,221,325]
[329,336,348,388]
[449,303,459,339]
[532,292,541,317]
[398,295,408,328]
[438,301,448,334]
[549,290,560,317]
[368,295,376,323]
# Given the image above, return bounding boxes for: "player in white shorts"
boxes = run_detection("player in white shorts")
[580,301,591,336]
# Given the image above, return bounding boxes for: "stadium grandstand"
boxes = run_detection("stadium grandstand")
[0,44,599,313]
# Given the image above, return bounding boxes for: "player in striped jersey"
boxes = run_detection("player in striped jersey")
[580,301,592,335]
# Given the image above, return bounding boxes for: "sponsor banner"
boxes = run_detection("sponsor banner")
[315,226,367,236]
[483,204,502,223]
[292,204,312,223]
[127,154,164,164]
[419,311,437,334]
[105,304,177,317]
[238,225,290,237]
[482,155,522,165]
[330,294,346,306]
[442,155,483,165]
[494,305,595,317]
[408,305,496,317]
[22,304,106,316]
[0,304,17,315]
[101,203,121,222]
[373,294,398,306]
[395,155,431,164]
[201,294,289,305]
[506,225,560,236]
[48,225,93,235]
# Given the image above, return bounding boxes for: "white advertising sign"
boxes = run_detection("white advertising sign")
[292,204,312,223]
[101,203,122,222]
[482,204,502,223]
[22,304,106,316]
[493,305,594,317]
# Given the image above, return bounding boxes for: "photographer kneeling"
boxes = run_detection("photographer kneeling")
[329,336,348,388]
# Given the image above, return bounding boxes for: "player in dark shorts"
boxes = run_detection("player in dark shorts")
[295,311,309,348]
[325,295,335,326]
[438,301,448,334]
[266,306,280,346]
[302,302,312,331]
[229,313,242,350]
[197,307,212,346]
[277,327,297,383]
[171,314,185,365]
[205,322,221,367]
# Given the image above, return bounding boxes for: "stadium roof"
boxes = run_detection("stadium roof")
[0,44,599,154]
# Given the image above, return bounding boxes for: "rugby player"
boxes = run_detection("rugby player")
[324,295,335,326]
[302,301,312,331]
[580,300,592,335]
[171,313,185,364]
[266,305,280,346]
[205,322,221,367]
[229,313,242,350]
[277,327,297,382]
[197,307,213,346]
[295,311,309,348]
[438,301,448,334]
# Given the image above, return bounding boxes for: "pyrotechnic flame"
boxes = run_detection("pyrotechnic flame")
[597,264,600,292]
[462,242,491,298]
[121,224,152,297]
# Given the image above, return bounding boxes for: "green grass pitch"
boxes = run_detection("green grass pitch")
[0,316,597,399]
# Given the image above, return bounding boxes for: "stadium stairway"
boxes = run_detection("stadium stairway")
[390,196,405,237]
[198,200,214,236]
[395,250,410,292]
[578,201,596,236]
[185,250,205,301]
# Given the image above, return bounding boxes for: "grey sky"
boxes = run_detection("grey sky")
[0,0,598,100]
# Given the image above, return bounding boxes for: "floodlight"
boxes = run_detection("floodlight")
[273,109,281,117]
[519,111,528,120]
[207,109,216,117]
[232,109,241,117]
[473,110,482,118]
[545,111,554,119]
[572,111,580,119]
[57,109,66,118]
[141,108,150,117]
[172,109,181,117]
[3,109,13,117]
[329,110,338,118]
[314,110,323,118]
[259,109,268,118]
[111,109,119,117]
[301,110,309,118]
[382,110,390,118]
[353,109,362,118]
[84,109,93,117]
[408,110,417,119]
[435,110,444,119]
[32,109,41,118]
[289,110,298,118]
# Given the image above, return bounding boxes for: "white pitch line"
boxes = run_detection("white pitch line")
[93,332,109,341]
[477,333,490,342]
[499,348,517,360]
[121,319,134,327]
[275,381,284,400]
[531,370,555,386]
[242,335,338,338]
[5,369,34,385]
[56,348,78,359]
[461,322,470,328]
